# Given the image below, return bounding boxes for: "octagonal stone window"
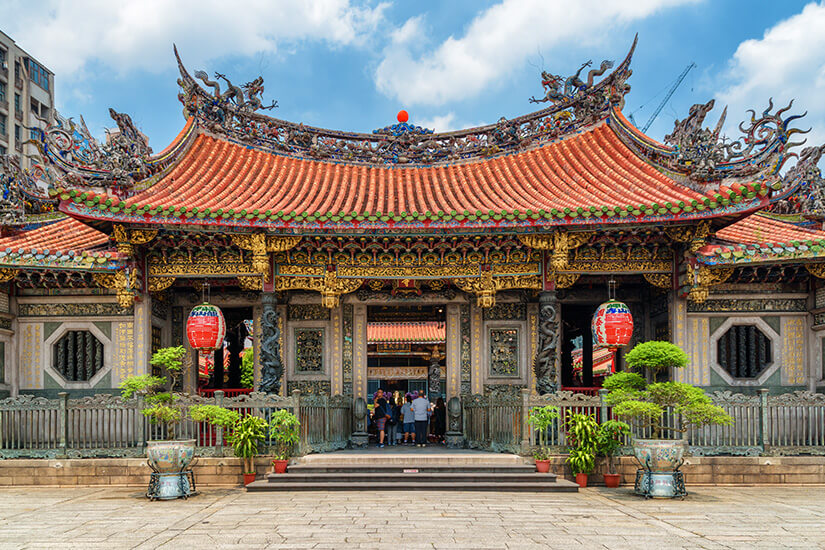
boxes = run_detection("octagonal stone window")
[52,330,104,382]
[716,325,772,379]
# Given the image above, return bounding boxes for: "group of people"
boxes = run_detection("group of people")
[372,389,446,448]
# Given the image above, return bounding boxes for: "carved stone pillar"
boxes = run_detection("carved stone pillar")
[259,293,283,394]
[534,290,560,394]
[428,352,442,398]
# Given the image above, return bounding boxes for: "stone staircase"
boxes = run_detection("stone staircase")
[246,449,578,492]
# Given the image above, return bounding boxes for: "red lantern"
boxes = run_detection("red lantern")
[592,299,633,351]
[397,110,409,123]
[186,303,226,351]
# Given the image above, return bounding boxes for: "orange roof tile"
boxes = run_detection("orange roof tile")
[715,213,825,245]
[59,121,771,229]
[368,322,446,344]
[0,217,110,254]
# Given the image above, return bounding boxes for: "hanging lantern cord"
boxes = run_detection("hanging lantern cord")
[608,277,617,300]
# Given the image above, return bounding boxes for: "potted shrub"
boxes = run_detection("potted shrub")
[596,419,630,488]
[270,409,301,474]
[527,405,559,473]
[565,412,599,487]
[604,342,733,473]
[119,346,196,476]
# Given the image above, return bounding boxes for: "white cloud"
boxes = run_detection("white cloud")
[374,0,697,106]
[717,2,825,147]
[0,0,388,77]
[418,112,457,132]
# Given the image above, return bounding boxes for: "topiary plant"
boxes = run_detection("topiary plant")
[605,341,732,439]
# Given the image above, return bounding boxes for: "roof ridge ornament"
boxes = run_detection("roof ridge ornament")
[770,143,825,218]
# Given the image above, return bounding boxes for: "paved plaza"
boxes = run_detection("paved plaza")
[0,486,822,549]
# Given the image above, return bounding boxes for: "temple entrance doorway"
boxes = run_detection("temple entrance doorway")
[365,304,447,444]
[560,304,618,393]
[196,306,254,394]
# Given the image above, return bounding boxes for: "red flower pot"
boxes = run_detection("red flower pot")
[535,459,551,473]
[575,473,588,487]
[243,472,256,485]
[603,473,621,488]
[272,459,289,474]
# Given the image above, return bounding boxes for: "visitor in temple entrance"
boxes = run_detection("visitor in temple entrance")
[374,390,389,447]
[433,397,447,444]
[401,393,415,445]
[387,395,401,446]
[412,391,430,447]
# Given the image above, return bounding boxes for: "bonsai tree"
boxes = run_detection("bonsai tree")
[269,409,301,461]
[119,346,191,440]
[596,419,631,475]
[565,412,599,476]
[527,405,559,461]
[604,341,733,439]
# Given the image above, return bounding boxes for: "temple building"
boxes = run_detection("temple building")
[1,38,824,402]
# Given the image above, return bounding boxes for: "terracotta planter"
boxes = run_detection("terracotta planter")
[603,473,621,488]
[575,473,588,487]
[535,459,551,473]
[272,459,289,474]
[243,472,257,485]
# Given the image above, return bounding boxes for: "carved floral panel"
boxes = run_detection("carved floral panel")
[294,328,324,373]
[489,328,519,377]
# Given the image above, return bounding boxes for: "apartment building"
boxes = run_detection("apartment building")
[0,30,55,168]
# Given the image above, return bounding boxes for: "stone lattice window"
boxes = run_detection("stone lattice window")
[717,325,771,379]
[52,330,104,382]
[489,328,519,377]
[295,328,324,373]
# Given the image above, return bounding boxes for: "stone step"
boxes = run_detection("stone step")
[287,464,537,474]
[265,472,559,483]
[296,453,530,467]
[246,479,579,492]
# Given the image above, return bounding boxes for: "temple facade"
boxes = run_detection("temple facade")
[1,38,825,403]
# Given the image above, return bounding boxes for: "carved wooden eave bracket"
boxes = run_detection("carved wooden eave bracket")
[113,225,158,257]
[231,234,301,278]
[546,272,579,289]
[805,263,825,279]
[0,268,19,283]
[93,270,137,308]
[518,231,593,270]
[274,269,363,308]
[453,271,541,308]
[686,264,733,303]
[643,272,672,289]
[665,221,712,254]
[147,276,175,293]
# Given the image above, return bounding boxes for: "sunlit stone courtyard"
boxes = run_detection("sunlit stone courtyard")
[0,486,822,549]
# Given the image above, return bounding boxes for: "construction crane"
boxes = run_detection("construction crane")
[629,62,697,133]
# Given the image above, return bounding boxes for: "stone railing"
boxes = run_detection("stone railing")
[464,388,825,456]
[0,390,351,459]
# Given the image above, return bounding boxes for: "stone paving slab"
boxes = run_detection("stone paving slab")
[0,486,822,549]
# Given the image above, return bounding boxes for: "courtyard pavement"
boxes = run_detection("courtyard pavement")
[0,486,822,549]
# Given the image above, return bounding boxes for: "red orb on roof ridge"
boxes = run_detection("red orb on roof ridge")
[397,110,409,123]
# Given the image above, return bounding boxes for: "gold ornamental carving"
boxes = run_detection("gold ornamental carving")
[551,273,580,289]
[93,270,136,308]
[232,234,301,277]
[0,268,19,283]
[687,265,734,303]
[518,231,593,270]
[665,221,712,253]
[237,276,263,291]
[148,277,175,292]
[274,270,363,308]
[453,272,541,308]
[643,273,671,289]
[806,264,825,279]
[147,248,260,278]
[113,225,158,256]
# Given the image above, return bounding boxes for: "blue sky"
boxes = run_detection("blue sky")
[3,0,825,150]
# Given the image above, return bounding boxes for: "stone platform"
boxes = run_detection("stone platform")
[247,447,579,492]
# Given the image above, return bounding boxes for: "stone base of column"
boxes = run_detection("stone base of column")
[445,431,464,449]
[351,432,369,448]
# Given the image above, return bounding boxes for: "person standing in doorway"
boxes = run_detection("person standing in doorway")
[387,395,401,446]
[433,397,447,444]
[412,391,430,447]
[401,393,415,445]
[374,390,389,448]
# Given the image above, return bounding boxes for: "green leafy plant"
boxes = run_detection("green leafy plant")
[119,346,192,440]
[624,341,688,376]
[189,405,241,428]
[565,412,599,475]
[527,405,559,461]
[596,420,631,475]
[269,409,301,461]
[605,342,733,439]
[227,414,270,473]
[240,348,254,389]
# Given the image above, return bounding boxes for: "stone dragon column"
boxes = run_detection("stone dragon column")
[533,290,560,394]
[259,292,283,394]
